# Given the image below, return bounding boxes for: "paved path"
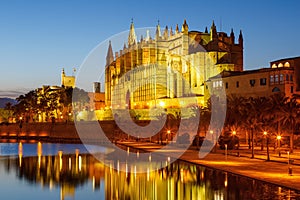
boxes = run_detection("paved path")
[116,141,300,191]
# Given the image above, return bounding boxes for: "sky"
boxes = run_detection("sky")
[0,0,300,98]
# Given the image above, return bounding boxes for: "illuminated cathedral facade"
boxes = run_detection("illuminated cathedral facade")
[105,20,243,109]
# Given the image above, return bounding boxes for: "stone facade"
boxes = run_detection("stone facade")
[105,20,243,109]
[207,57,300,100]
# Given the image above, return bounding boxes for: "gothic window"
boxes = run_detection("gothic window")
[278,63,283,68]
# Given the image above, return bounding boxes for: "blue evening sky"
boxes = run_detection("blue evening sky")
[0,0,299,98]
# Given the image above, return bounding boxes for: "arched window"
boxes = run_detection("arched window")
[272,64,277,68]
[278,63,283,68]
[272,87,280,92]
[284,62,290,67]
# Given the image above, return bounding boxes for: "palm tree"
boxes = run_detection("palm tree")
[279,97,300,153]
[243,96,270,158]
[225,95,246,136]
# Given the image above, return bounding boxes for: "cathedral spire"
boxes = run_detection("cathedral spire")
[128,20,137,46]
[175,24,179,34]
[146,30,150,41]
[181,19,188,34]
[163,26,169,39]
[230,28,235,44]
[106,40,114,66]
[204,27,208,33]
[156,20,161,39]
[239,30,243,46]
[170,27,173,36]
[210,20,218,40]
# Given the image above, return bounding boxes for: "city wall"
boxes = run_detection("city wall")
[0,121,116,142]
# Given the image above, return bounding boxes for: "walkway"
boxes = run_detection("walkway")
[117,141,300,191]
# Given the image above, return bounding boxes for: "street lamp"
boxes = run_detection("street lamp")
[264,131,270,161]
[277,135,282,157]
[166,130,171,143]
[210,130,214,141]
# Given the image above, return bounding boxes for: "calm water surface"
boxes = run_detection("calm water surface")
[0,142,299,200]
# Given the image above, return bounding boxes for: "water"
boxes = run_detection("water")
[0,142,299,200]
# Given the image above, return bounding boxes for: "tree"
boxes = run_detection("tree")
[243,96,269,158]
[279,97,300,153]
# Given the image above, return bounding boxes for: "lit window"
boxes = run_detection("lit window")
[284,62,290,67]
[272,64,277,68]
[278,63,283,68]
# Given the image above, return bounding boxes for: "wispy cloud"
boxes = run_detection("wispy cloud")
[0,88,33,99]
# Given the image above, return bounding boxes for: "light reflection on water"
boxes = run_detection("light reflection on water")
[0,142,299,200]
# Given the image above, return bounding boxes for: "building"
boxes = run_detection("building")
[207,56,300,100]
[105,20,243,109]
[61,68,76,88]
[88,82,105,110]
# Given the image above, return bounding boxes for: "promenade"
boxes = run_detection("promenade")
[117,141,300,191]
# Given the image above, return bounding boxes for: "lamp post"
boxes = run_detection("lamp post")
[210,130,214,141]
[166,130,171,144]
[277,135,281,157]
[232,130,239,156]
[264,131,270,161]
[225,144,228,161]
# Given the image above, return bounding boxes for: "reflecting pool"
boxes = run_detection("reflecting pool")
[0,142,299,200]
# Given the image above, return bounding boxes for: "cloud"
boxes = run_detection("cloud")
[0,88,33,99]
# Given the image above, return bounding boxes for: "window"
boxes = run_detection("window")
[260,78,267,86]
[275,75,279,83]
[270,75,274,84]
[226,82,228,89]
[291,86,294,93]
[278,63,283,68]
[250,79,255,87]
[290,74,293,81]
[286,74,289,81]
[236,81,239,88]
[272,87,280,92]
[284,62,290,67]
[280,74,284,83]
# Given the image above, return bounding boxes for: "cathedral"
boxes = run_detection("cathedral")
[105,20,243,109]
